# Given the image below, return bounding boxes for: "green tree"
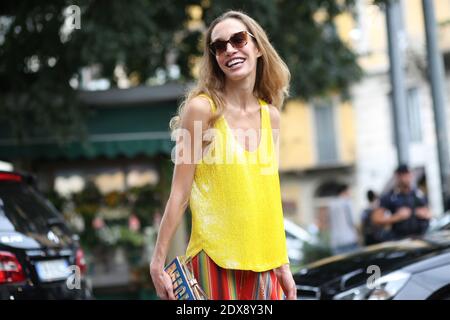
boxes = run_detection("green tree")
[199,0,363,99]
[0,0,195,143]
[0,0,383,143]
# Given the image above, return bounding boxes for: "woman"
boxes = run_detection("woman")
[150,10,296,300]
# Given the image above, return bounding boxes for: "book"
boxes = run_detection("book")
[164,256,208,300]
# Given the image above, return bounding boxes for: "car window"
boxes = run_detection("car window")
[0,213,15,230]
[0,182,61,234]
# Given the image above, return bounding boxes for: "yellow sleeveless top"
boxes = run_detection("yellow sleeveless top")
[185,94,289,272]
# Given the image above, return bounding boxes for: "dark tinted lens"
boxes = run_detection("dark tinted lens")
[229,31,248,48]
[210,40,227,55]
[210,31,249,55]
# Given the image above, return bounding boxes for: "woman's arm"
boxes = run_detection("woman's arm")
[150,96,212,300]
[268,105,297,299]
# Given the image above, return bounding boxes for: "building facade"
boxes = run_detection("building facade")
[279,0,450,230]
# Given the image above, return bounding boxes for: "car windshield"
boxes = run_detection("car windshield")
[0,182,61,235]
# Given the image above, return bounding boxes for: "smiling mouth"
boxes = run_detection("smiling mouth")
[226,58,245,68]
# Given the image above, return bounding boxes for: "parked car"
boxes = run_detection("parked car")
[0,171,92,299]
[294,224,450,300]
[429,213,450,232]
[284,218,316,265]
[284,218,334,267]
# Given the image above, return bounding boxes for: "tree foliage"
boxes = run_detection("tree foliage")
[0,0,373,143]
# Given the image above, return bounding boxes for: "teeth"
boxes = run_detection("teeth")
[226,58,244,67]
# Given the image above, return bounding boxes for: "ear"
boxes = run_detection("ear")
[256,48,262,58]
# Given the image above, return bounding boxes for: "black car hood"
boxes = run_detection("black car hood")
[294,231,450,298]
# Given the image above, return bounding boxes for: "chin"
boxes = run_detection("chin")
[224,68,253,81]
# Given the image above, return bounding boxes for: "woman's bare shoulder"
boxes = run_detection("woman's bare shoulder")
[182,96,214,124]
[267,104,280,130]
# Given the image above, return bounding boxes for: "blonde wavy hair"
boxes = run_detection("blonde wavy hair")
[169,10,290,132]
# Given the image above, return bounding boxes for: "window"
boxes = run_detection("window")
[407,88,423,143]
[389,87,423,144]
[314,102,338,164]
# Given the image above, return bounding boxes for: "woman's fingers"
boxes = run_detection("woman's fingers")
[287,284,297,300]
[158,289,168,300]
[276,269,297,300]
[151,268,175,300]
[164,272,176,300]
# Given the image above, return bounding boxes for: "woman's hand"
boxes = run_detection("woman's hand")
[274,264,297,300]
[150,263,176,300]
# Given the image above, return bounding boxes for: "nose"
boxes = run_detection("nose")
[225,42,237,54]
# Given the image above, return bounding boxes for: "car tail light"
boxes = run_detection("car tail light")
[75,248,87,275]
[0,251,26,284]
[0,173,22,182]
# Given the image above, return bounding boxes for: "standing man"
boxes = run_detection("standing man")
[328,184,360,255]
[372,164,432,240]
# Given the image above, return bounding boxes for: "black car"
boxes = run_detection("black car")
[0,171,92,299]
[294,227,450,300]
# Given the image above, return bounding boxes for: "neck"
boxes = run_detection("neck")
[223,72,257,111]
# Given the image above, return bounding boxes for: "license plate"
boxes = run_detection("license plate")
[35,259,70,282]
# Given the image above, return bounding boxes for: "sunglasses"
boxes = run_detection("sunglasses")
[209,30,256,56]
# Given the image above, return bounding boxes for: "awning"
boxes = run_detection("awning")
[0,84,185,161]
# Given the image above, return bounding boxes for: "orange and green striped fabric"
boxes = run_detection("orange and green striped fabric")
[187,250,285,300]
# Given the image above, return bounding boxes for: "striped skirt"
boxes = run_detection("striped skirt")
[186,250,285,300]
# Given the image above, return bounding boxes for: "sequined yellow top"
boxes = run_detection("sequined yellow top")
[185,94,289,272]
